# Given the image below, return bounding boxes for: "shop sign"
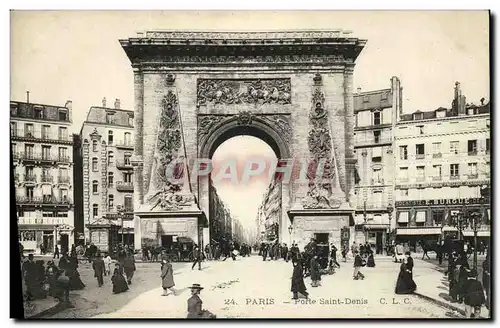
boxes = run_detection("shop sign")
[396,198,488,207]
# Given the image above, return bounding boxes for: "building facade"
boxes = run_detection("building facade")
[11,99,75,254]
[352,77,401,254]
[79,98,135,246]
[394,82,491,249]
[209,183,233,244]
[256,177,282,242]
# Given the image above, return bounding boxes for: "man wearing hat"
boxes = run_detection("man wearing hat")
[187,284,215,319]
[92,252,105,287]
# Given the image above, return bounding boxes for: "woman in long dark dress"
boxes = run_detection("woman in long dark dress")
[291,259,309,299]
[111,263,129,294]
[310,255,321,287]
[366,249,376,267]
[395,255,417,294]
[67,255,85,290]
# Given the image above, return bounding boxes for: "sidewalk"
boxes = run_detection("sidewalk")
[23,297,60,319]
[413,259,489,319]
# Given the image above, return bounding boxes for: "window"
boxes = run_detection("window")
[413,112,423,120]
[108,131,113,145]
[373,112,381,126]
[92,204,99,218]
[25,144,34,158]
[432,211,444,226]
[58,147,68,161]
[108,195,114,211]
[399,167,409,182]
[92,158,98,172]
[42,125,50,139]
[468,140,477,155]
[108,172,114,187]
[450,141,459,154]
[25,123,34,137]
[415,144,425,158]
[124,152,132,165]
[124,173,133,183]
[60,189,68,202]
[108,151,114,165]
[372,168,382,184]
[34,107,43,119]
[124,132,132,145]
[128,116,133,126]
[415,211,426,226]
[399,146,408,160]
[372,191,383,208]
[106,113,114,124]
[10,103,18,116]
[42,146,51,160]
[416,166,425,182]
[59,168,68,177]
[124,195,133,211]
[12,143,17,154]
[363,95,369,103]
[486,138,490,154]
[436,110,446,118]
[92,140,98,152]
[10,122,17,136]
[58,127,68,141]
[433,165,442,180]
[373,130,381,143]
[450,164,460,179]
[468,163,478,177]
[92,180,98,194]
[432,142,441,157]
[26,186,34,199]
[58,110,67,121]
[416,125,424,135]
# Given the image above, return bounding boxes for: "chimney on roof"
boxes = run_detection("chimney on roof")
[114,98,121,109]
[26,91,30,104]
[102,97,107,107]
[481,98,485,106]
[357,87,362,93]
[65,100,72,110]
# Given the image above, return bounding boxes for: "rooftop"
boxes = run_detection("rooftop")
[10,100,71,123]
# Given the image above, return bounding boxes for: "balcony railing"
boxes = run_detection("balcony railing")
[450,175,460,180]
[23,174,37,183]
[16,152,71,163]
[415,154,425,159]
[431,176,442,181]
[116,160,133,169]
[115,141,134,149]
[371,178,385,185]
[432,153,442,158]
[416,176,426,182]
[467,174,479,179]
[16,196,73,205]
[468,150,478,156]
[116,181,134,191]
[40,174,53,183]
[58,176,71,184]
[17,217,67,225]
[11,129,71,142]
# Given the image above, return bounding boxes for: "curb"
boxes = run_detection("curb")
[413,292,487,319]
[26,299,65,319]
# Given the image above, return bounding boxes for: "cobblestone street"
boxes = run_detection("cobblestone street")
[41,255,464,319]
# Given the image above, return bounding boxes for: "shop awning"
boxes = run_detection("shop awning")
[463,230,490,237]
[398,212,409,223]
[442,226,458,232]
[396,227,441,235]
[415,211,426,223]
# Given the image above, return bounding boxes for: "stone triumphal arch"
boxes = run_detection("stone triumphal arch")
[119,31,366,250]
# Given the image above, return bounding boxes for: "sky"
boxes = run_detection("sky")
[10,11,490,232]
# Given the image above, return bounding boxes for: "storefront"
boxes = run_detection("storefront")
[395,197,490,248]
[354,213,390,254]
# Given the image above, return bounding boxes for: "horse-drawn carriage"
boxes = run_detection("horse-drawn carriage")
[163,237,198,262]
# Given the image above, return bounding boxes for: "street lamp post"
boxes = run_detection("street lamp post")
[54,224,59,253]
[451,205,467,241]
[386,203,394,255]
[117,206,125,245]
[288,225,293,245]
[468,212,482,270]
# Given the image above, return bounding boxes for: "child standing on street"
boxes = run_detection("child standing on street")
[103,253,112,276]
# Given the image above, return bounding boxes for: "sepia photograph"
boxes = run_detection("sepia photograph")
[9,10,491,320]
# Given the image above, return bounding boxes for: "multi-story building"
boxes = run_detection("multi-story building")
[257,177,281,242]
[78,98,135,245]
[11,99,75,254]
[209,183,233,244]
[394,82,490,249]
[352,77,401,254]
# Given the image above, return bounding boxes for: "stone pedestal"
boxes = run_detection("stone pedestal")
[135,209,208,248]
[287,208,354,250]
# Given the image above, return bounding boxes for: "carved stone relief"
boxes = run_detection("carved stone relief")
[145,89,195,211]
[302,74,342,210]
[197,79,291,107]
[197,114,292,147]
